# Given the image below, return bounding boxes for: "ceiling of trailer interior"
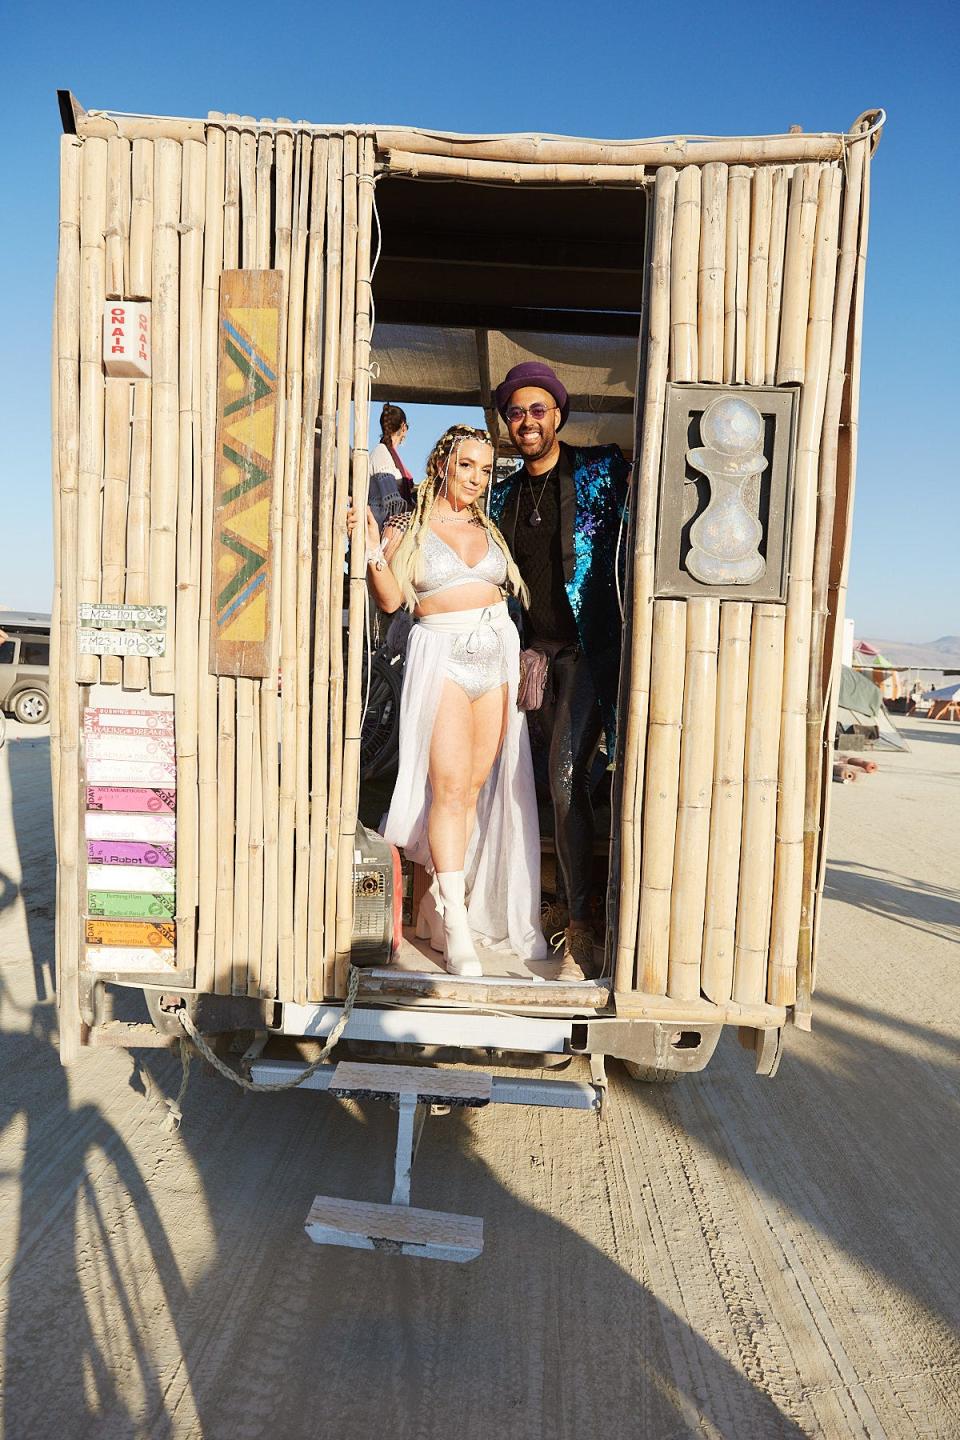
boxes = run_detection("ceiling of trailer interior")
[370,178,647,453]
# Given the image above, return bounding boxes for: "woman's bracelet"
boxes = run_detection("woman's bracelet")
[366,541,385,572]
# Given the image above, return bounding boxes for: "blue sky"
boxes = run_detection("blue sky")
[2,0,957,641]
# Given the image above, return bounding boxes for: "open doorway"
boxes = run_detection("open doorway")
[356,174,647,973]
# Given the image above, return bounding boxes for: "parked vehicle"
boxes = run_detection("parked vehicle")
[0,612,51,724]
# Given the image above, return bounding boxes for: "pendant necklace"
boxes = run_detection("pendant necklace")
[526,463,557,528]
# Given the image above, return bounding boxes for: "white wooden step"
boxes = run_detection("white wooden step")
[305,1196,483,1262]
[328,1061,492,1107]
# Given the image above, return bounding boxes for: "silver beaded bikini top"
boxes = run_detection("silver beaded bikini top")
[415,524,508,599]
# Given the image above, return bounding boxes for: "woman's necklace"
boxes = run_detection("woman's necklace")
[526,462,557,527]
[437,501,476,525]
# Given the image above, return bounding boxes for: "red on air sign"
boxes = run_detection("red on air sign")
[102,301,151,378]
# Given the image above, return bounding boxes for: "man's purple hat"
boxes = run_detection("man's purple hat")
[494,361,569,429]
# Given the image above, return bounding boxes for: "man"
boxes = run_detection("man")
[490,361,630,982]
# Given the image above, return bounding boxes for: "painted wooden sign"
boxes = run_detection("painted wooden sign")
[102,300,151,378]
[79,603,167,630]
[87,840,176,867]
[210,270,283,677]
[87,890,177,919]
[85,812,176,843]
[85,918,175,948]
[85,785,177,813]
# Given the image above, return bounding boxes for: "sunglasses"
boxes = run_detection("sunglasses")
[505,402,556,423]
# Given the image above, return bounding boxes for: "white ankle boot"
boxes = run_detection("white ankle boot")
[414,871,445,952]
[436,872,482,977]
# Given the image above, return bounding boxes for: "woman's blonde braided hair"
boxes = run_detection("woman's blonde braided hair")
[388,424,529,612]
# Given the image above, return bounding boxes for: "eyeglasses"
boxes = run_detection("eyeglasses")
[505,402,556,424]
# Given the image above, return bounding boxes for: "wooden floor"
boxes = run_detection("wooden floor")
[394,929,585,984]
[358,928,611,1009]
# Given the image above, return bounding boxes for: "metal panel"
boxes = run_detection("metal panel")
[279,1001,572,1053]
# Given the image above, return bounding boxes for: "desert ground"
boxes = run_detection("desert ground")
[0,715,957,1438]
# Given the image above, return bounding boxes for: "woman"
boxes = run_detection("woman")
[347,424,547,976]
[367,402,414,529]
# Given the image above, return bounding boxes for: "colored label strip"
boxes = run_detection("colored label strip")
[85,812,176,843]
[87,840,176,867]
[85,708,174,733]
[85,731,176,762]
[87,890,176,919]
[89,865,175,894]
[86,919,175,948]
[86,786,177,813]
[86,758,177,785]
[85,947,176,972]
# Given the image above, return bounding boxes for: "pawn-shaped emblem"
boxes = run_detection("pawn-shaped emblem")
[686,396,767,586]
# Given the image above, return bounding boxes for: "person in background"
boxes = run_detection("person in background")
[490,362,630,982]
[368,403,414,531]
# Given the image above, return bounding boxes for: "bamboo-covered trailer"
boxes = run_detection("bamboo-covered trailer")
[51,92,882,1077]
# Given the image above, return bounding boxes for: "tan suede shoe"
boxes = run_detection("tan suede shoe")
[553,927,597,983]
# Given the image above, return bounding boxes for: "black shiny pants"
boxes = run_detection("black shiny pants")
[530,642,603,924]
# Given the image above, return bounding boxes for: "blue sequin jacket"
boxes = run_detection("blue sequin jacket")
[490,442,631,760]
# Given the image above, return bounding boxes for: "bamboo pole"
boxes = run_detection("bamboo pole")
[308,137,344,1001]
[613,165,676,996]
[700,602,751,1002]
[745,166,772,386]
[229,120,260,998]
[123,383,151,688]
[667,597,719,1000]
[776,163,820,384]
[174,138,205,973]
[243,125,274,997]
[50,293,62,826]
[635,600,685,994]
[334,135,376,992]
[258,120,295,1000]
[195,115,225,994]
[811,140,873,1004]
[697,162,726,384]
[213,118,240,995]
[378,131,850,169]
[669,165,700,382]
[100,380,131,683]
[794,135,867,1014]
[293,136,328,1003]
[768,166,842,1007]
[723,165,751,384]
[255,127,274,266]
[148,137,181,693]
[732,605,784,1005]
[323,131,360,996]
[77,136,108,686]
[239,118,257,267]
[129,138,153,298]
[55,135,83,1060]
[764,168,790,385]
[276,128,309,998]
[123,138,153,690]
[105,136,130,299]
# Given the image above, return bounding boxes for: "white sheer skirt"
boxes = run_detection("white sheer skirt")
[382,602,548,961]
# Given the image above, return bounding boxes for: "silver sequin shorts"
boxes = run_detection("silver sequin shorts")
[416,603,511,702]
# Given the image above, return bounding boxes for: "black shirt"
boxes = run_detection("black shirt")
[508,448,579,645]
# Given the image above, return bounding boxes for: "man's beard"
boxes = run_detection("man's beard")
[518,428,555,460]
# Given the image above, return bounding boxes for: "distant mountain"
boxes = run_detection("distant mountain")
[862,636,960,668]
